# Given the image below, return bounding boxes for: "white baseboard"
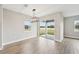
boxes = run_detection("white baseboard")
[64,35,79,39]
[55,39,63,42]
[2,36,37,46]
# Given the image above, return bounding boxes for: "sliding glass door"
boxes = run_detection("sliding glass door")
[46,20,55,39]
[39,20,55,39]
[39,21,46,37]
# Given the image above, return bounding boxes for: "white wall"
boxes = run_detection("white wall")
[0,5,2,48]
[3,9,37,45]
[42,12,64,42]
[54,13,64,42]
[64,15,79,39]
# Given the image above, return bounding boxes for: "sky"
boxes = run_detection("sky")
[40,21,55,26]
[75,20,79,24]
[24,20,31,26]
[24,20,55,26]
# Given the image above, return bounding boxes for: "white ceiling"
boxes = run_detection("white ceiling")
[2,4,79,17]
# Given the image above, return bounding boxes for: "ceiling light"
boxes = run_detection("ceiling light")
[31,9,39,22]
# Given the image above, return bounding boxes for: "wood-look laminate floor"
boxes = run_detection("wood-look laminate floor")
[0,37,79,54]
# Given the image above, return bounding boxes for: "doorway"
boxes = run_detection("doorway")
[39,20,55,40]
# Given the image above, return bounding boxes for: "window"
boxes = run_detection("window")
[74,20,79,32]
[24,20,31,31]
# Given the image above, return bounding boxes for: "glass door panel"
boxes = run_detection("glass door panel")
[39,20,55,40]
[46,20,55,39]
[39,21,46,37]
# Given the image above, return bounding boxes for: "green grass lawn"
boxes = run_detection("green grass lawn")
[40,28,55,35]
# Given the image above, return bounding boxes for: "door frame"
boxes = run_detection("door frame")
[38,20,55,39]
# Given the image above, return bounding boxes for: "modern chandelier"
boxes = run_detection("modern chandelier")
[31,9,39,22]
[24,4,39,22]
